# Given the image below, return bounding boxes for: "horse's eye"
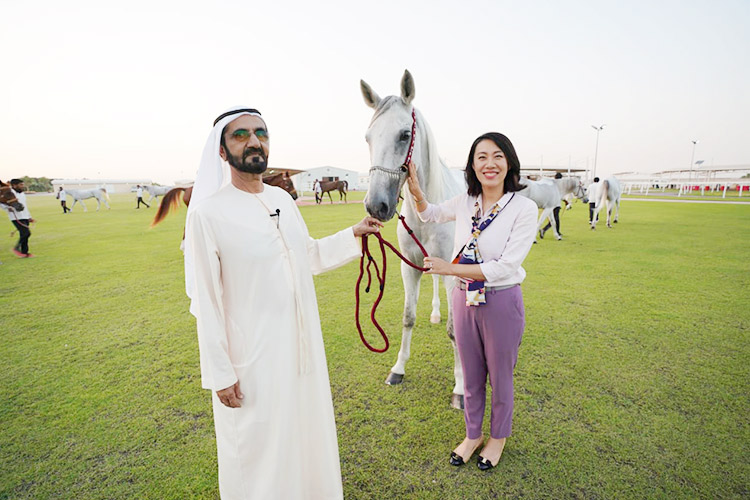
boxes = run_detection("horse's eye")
[400,130,411,142]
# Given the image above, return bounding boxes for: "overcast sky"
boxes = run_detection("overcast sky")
[1,0,748,184]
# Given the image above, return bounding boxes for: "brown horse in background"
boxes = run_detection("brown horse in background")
[151,172,298,227]
[0,181,24,212]
[318,179,348,204]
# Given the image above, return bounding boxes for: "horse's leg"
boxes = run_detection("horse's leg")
[606,200,613,228]
[327,191,333,204]
[81,199,88,212]
[103,197,110,210]
[614,198,620,223]
[536,208,551,239]
[430,274,441,324]
[591,205,601,229]
[442,275,464,410]
[386,263,422,385]
[95,198,101,211]
[343,188,347,203]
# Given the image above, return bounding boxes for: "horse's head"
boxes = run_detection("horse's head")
[264,173,298,200]
[282,176,298,200]
[361,70,419,221]
[573,178,588,203]
[0,181,25,211]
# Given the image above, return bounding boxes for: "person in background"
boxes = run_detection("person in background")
[587,177,600,224]
[6,179,35,257]
[136,185,150,209]
[57,186,70,213]
[313,178,322,204]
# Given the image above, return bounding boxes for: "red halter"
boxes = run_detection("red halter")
[402,108,417,171]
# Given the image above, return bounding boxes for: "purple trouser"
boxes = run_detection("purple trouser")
[452,285,525,439]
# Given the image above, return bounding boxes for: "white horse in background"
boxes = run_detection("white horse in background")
[144,185,172,204]
[67,188,110,212]
[518,177,588,240]
[591,176,622,229]
[361,70,466,409]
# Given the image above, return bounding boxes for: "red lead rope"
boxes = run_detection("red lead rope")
[354,108,423,352]
[355,214,429,352]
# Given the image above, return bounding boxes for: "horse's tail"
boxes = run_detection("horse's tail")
[343,180,348,192]
[596,180,609,209]
[151,187,186,227]
[101,187,110,200]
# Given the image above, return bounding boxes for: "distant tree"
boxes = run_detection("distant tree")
[20,176,53,192]
[742,173,750,179]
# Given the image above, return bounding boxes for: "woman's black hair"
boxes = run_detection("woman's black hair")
[464,132,523,197]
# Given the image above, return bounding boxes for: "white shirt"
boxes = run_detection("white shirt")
[136,187,143,197]
[418,191,538,286]
[587,182,599,203]
[58,189,66,200]
[5,189,31,221]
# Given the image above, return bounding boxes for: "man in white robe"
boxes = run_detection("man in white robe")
[185,106,382,499]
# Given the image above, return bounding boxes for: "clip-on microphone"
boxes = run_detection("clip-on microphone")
[270,208,281,227]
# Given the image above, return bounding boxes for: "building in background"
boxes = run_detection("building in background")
[51,179,156,193]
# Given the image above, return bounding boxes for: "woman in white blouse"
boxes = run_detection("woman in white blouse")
[406,132,538,470]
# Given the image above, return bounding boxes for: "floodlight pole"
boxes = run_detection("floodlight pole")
[591,124,605,180]
[689,140,699,186]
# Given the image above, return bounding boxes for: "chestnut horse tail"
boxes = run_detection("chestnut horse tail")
[151,187,186,227]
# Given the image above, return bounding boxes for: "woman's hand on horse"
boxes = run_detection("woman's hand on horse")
[405,161,425,201]
[353,216,384,237]
[424,256,452,275]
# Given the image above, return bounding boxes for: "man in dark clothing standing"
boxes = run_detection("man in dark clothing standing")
[5,179,35,257]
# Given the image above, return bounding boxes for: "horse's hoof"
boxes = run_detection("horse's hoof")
[385,372,404,385]
[451,393,465,410]
[430,314,441,324]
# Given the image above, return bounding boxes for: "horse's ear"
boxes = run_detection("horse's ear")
[400,69,415,105]
[360,79,381,109]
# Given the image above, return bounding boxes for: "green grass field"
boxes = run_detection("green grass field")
[1,193,748,499]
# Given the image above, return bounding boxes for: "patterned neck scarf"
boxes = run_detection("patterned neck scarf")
[457,192,516,306]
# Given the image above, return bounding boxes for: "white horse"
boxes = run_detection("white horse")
[144,184,172,204]
[361,70,466,409]
[67,188,110,212]
[591,176,622,229]
[518,177,587,240]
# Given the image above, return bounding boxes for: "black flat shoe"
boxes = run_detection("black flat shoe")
[449,451,466,466]
[449,439,483,467]
[477,455,496,471]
